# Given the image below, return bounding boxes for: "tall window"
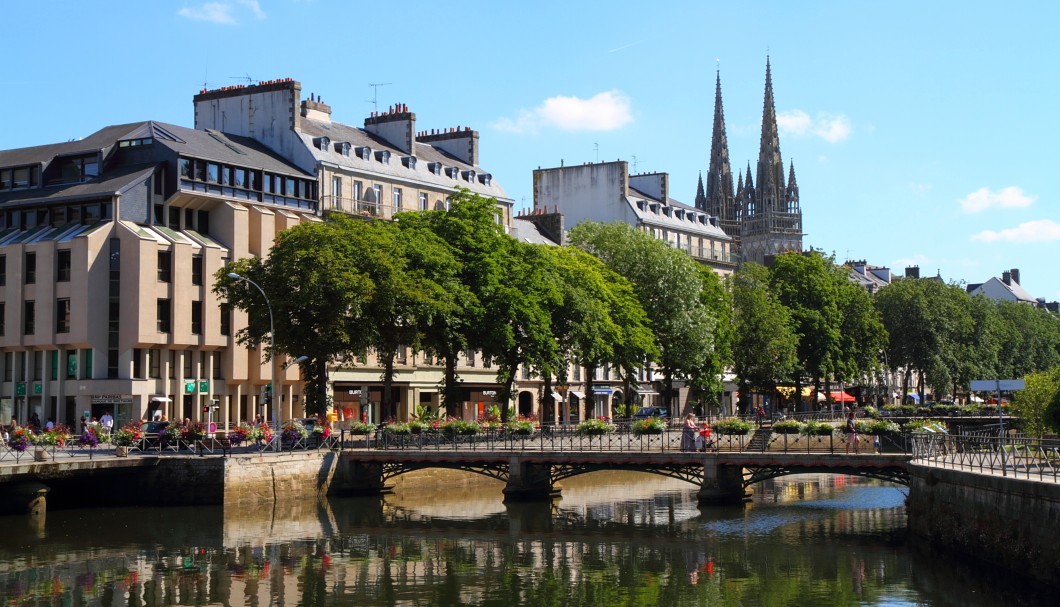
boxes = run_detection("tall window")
[0,254,5,285]
[157,299,171,333]
[192,256,203,286]
[148,348,161,378]
[419,192,428,211]
[0,302,4,336]
[331,176,342,203]
[157,250,172,282]
[132,348,143,378]
[191,301,203,334]
[66,351,77,379]
[212,352,222,379]
[183,350,193,378]
[372,185,383,203]
[353,181,363,201]
[23,301,34,335]
[392,187,402,211]
[220,303,231,336]
[57,250,71,282]
[56,299,71,333]
[24,252,36,284]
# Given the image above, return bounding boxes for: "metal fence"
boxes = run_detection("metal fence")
[911,431,1060,482]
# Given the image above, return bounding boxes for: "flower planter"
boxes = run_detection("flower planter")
[33,447,48,462]
[115,446,130,457]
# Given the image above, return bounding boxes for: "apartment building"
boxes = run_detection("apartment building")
[0,120,317,428]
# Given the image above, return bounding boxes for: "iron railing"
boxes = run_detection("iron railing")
[912,432,1060,482]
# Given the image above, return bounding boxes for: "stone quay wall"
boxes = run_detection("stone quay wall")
[907,463,1060,588]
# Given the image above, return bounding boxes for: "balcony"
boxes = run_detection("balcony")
[321,195,398,220]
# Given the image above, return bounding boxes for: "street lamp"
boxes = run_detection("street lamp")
[228,272,281,445]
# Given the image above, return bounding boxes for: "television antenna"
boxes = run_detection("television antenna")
[367,83,392,112]
[229,73,257,85]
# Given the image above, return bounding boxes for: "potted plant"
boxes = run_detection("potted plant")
[441,419,482,436]
[111,423,141,456]
[772,419,802,434]
[800,420,836,436]
[349,421,376,435]
[712,418,754,436]
[229,423,252,445]
[9,427,31,455]
[576,417,616,436]
[506,416,538,436]
[383,421,412,436]
[78,427,100,448]
[281,420,309,446]
[631,417,667,435]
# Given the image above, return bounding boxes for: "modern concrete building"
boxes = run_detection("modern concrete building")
[531,160,736,276]
[0,120,318,428]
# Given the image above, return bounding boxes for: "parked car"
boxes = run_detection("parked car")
[632,406,669,420]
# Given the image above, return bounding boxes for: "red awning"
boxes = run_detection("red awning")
[828,391,856,402]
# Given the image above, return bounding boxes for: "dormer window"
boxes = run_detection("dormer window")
[374,150,390,164]
[428,162,443,175]
[662,207,672,217]
[478,173,492,185]
[462,170,476,182]
[402,156,417,169]
[445,166,459,179]
[649,203,659,214]
[315,136,330,151]
[337,142,351,156]
[675,209,684,220]
[636,200,645,211]
[0,166,39,191]
[356,146,371,160]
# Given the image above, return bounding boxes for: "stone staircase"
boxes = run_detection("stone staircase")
[746,428,773,452]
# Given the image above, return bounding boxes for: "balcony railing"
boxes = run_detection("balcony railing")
[321,195,401,220]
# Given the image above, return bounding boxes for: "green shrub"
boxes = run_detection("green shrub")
[772,419,802,434]
[631,417,667,435]
[383,422,411,436]
[713,418,754,435]
[903,418,947,433]
[506,417,537,436]
[441,419,481,436]
[801,420,836,436]
[349,421,376,434]
[576,418,616,436]
[867,420,901,435]
[861,405,879,419]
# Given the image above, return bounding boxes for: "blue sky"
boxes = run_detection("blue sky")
[3,1,1058,300]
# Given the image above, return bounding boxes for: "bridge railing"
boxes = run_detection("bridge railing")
[912,432,1060,482]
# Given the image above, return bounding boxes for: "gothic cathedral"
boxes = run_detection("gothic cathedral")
[694,58,803,265]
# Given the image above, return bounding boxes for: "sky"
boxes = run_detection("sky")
[2,1,1058,300]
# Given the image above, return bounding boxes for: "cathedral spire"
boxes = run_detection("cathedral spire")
[755,56,785,214]
[694,172,706,210]
[706,68,736,234]
[786,160,800,212]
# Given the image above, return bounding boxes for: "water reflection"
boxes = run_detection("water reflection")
[0,472,1049,606]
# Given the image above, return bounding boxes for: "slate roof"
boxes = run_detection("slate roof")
[0,163,155,206]
[510,218,559,246]
[626,187,730,239]
[297,118,510,202]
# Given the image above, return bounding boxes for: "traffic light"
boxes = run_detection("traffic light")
[202,405,209,413]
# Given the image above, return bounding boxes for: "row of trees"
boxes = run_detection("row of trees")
[216,189,1060,423]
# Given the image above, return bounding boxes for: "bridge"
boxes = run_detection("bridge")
[335,429,913,504]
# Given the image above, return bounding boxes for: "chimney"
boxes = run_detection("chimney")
[1002,271,1011,286]
[416,126,479,166]
[1010,268,1020,285]
[364,103,416,154]
[300,93,332,124]
[905,265,920,279]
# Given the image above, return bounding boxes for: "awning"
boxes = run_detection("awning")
[150,396,172,403]
[828,391,856,403]
[592,388,613,395]
[550,391,563,401]
[905,393,921,403]
[635,388,660,395]
[569,390,585,399]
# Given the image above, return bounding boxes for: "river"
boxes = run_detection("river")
[0,471,1050,606]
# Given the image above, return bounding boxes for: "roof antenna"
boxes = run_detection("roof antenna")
[367,83,392,112]
[594,142,599,163]
[228,73,256,85]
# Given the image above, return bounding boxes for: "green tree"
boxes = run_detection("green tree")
[1013,366,1060,438]
[569,222,722,413]
[996,301,1060,378]
[729,263,798,413]
[215,216,376,416]
[835,276,887,391]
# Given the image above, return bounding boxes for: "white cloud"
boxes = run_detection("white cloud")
[777,110,851,143]
[959,186,1036,213]
[492,90,633,134]
[179,1,265,24]
[970,219,1060,243]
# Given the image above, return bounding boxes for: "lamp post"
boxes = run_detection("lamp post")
[228,272,280,447]
[556,383,569,426]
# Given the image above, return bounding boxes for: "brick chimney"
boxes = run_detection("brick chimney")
[1010,268,1020,285]
[905,265,920,279]
[417,126,479,166]
[1001,271,1011,285]
[364,103,415,155]
[300,93,331,124]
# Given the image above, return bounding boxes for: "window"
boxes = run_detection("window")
[372,185,383,203]
[419,192,428,211]
[3,352,11,380]
[57,250,71,281]
[0,302,4,335]
[234,168,246,188]
[183,350,193,377]
[206,163,219,183]
[331,176,342,202]
[50,350,58,380]
[157,299,171,333]
[54,155,99,183]
[169,207,180,230]
[179,158,192,178]
[149,348,161,378]
[24,252,36,284]
[33,351,43,381]
[353,181,363,201]
[465,349,476,367]
[212,353,222,379]
[0,255,5,285]
[133,348,143,378]
[56,299,70,333]
[192,256,203,286]
[66,351,77,379]
[24,301,35,335]
[157,250,172,282]
[191,301,203,334]
[392,187,402,211]
[220,303,231,336]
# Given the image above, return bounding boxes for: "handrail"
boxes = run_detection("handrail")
[911,432,1060,482]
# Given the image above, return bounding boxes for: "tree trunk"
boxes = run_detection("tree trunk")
[664,368,674,414]
[498,355,518,425]
[442,354,461,416]
[583,363,594,420]
[381,353,396,420]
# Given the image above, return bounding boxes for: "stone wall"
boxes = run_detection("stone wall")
[907,463,1060,587]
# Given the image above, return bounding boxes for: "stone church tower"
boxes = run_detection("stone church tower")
[696,58,803,265]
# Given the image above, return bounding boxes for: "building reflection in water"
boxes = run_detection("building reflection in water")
[0,471,1045,606]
